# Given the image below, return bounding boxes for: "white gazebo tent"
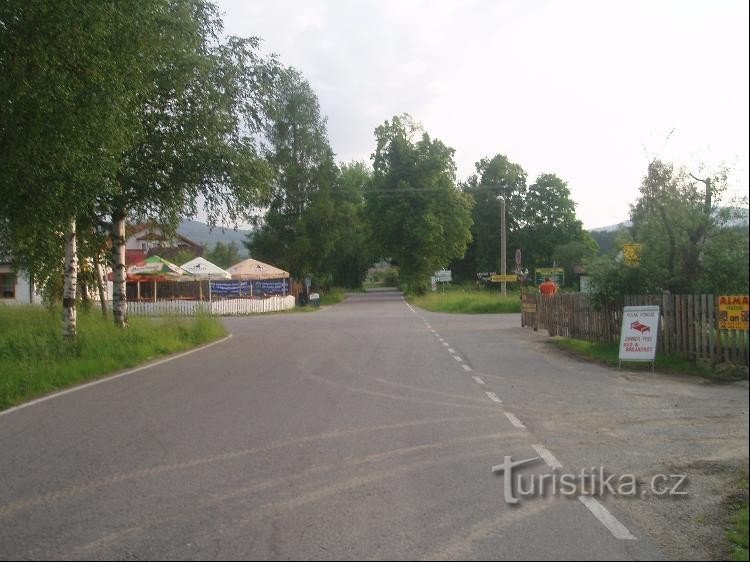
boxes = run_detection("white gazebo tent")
[180,257,231,280]
[180,256,231,301]
[227,258,290,296]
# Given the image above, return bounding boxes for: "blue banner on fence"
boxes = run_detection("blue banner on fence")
[252,279,290,295]
[210,279,289,296]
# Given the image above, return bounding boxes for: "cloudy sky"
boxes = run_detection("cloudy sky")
[216,0,749,229]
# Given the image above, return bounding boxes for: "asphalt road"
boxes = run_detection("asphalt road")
[1,291,747,560]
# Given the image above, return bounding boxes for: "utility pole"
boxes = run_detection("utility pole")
[497,195,507,296]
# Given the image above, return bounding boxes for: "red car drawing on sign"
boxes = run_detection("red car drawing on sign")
[630,321,650,334]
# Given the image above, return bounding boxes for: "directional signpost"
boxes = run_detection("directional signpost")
[490,274,518,283]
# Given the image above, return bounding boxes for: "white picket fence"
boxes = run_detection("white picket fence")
[127,296,296,316]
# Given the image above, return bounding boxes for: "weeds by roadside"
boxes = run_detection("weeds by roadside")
[0,305,227,410]
[550,338,749,381]
[409,288,521,314]
[726,473,749,562]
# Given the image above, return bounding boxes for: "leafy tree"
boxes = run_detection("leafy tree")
[205,241,243,269]
[630,160,738,293]
[365,114,474,293]
[587,159,748,300]
[0,0,168,336]
[589,228,623,256]
[248,67,338,280]
[452,154,527,280]
[298,161,373,288]
[104,4,276,327]
[515,173,590,271]
[695,225,749,294]
[553,238,598,288]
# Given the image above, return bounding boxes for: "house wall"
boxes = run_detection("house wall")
[0,265,43,304]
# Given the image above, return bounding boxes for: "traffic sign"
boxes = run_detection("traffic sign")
[515,249,522,266]
[490,274,518,283]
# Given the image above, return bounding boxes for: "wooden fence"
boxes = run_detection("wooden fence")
[523,293,749,366]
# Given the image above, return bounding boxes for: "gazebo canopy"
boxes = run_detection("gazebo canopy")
[180,257,231,280]
[227,258,289,281]
[126,255,191,282]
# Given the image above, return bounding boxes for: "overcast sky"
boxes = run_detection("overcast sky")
[216,0,749,229]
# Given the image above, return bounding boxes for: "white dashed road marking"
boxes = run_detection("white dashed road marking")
[504,412,526,429]
[485,392,502,404]
[531,444,562,468]
[461,364,472,372]
[578,496,637,540]
[472,376,485,385]
[452,355,463,362]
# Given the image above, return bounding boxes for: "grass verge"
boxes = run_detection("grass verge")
[320,287,347,306]
[409,289,521,314]
[0,305,227,411]
[550,338,747,380]
[728,502,749,561]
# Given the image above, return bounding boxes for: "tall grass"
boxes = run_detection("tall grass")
[552,338,746,380]
[409,289,521,314]
[728,503,749,561]
[319,287,347,306]
[0,305,227,410]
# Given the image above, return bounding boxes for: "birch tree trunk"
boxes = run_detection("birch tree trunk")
[93,252,108,319]
[63,218,78,338]
[112,211,128,328]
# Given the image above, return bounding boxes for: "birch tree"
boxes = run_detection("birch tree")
[0,0,164,336]
[104,10,275,327]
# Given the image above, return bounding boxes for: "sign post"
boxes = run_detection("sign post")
[618,305,660,373]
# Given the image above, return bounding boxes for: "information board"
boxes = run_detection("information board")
[534,267,564,286]
[718,295,749,331]
[489,274,518,283]
[618,306,660,362]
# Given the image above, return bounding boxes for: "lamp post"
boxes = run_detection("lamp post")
[496,195,507,296]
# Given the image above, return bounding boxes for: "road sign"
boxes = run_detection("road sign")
[534,267,564,286]
[490,274,517,283]
[622,244,641,266]
[434,269,452,283]
[618,306,660,362]
[718,295,749,331]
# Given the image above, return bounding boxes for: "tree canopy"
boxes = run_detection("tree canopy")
[365,114,474,293]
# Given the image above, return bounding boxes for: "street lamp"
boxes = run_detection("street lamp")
[496,195,507,297]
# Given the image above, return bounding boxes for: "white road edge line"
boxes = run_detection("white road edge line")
[485,392,502,403]
[472,376,485,385]
[505,412,526,429]
[0,334,234,419]
[462,364,473,372]
[531,444,563,468]
[578,496,637,540]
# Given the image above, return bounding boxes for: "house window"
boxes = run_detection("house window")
[1,273,15,299]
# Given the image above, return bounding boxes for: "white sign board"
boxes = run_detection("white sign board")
[434,269,452,283]
[618,306,660,362]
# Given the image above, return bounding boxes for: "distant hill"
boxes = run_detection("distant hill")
[590,220,631,233]
[178,219,251,256]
